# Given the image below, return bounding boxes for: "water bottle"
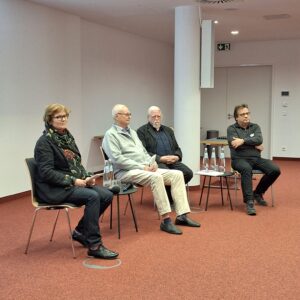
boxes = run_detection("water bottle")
[219,147,226,173]
[108,159,114,184]
[210,147,217,171]
[103,160,111,187]
[202,147,209,172]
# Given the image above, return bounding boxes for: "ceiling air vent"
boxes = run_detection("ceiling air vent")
[263,14,291,20]
[198,0,236,4]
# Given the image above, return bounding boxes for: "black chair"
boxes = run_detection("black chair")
[24,158,81,258]
[109,185,139,239]
[99,147,139,238]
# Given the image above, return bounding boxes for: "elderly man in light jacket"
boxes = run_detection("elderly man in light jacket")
[103,104,200,235]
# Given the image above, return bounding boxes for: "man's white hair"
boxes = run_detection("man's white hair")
[112,104,127,118]
[147,106,161,117]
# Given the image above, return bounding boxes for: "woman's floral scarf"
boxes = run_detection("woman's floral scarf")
[45,124,89,179]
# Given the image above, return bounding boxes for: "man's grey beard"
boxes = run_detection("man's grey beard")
[153,122,160,131]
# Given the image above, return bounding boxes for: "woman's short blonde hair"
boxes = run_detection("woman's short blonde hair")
[43,103,70,124]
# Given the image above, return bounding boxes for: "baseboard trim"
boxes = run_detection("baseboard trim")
[0,191,30,203]
[188,185,200,191]
[274,157,300,161]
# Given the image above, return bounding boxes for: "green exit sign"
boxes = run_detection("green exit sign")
[217,43,231,51]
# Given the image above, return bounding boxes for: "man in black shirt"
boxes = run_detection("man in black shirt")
[227,104,281,215]
[137,106,193,204]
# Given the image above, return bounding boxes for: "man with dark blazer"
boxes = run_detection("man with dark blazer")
[137,106,193,204]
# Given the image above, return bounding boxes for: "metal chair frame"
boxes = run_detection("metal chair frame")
[110,186,139,239]
[24,158,80,259]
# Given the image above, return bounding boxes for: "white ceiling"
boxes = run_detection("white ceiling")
[27,0,300,44]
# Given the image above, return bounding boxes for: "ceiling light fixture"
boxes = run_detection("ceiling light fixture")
[231,30,239,35]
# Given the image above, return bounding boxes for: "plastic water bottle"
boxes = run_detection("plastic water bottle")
[210,147,217,171]
[103,160,111,187]
[219,147,226,173]
[202,147,209,172]
[108,159,114,184]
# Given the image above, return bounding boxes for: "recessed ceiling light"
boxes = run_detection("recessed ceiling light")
[231,30,239,35]
[214,20,219,24]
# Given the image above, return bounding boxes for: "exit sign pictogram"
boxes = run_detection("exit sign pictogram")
[217,43,231,51]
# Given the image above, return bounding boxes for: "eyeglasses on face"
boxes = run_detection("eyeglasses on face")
[118,112,132,117]
[238,112,251,117]
[53,114,69,120]
[150,115,161,119]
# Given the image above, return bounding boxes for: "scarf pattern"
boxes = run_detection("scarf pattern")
[45,124,90,180]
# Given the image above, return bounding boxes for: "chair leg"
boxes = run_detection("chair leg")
[220,177,224,206]
[140,187,144,204]
[234,173,238,203]
[110,200,113,229]
[50,210,61,242]
[124,199,129,216]
[225,177,233,211]
[128,194,138,233]
[271,185,275,207]
[117,195,121,239]
[24,208,40,254]
[199,176,207,206]
[64,208,76,259]
[205,176,212,211]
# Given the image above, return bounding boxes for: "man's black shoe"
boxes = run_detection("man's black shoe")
[175,215,201,227]
[246,201,256,216]
[253,193,268,206]
[72,230,88,247]
[160,222,182,235]
[88,244,119,259]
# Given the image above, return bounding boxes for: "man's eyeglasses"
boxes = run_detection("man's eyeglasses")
[118,113,132,117]
[53,114,69,120]
[151,115,161,119]
[239,112,251,117]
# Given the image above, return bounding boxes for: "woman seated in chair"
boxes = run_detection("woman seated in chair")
[34,103,118,259]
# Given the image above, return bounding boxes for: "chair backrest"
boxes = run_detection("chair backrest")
[100,146,109,161]
[25,158,39,207]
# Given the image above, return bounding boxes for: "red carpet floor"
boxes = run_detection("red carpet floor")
[0,160,299,299]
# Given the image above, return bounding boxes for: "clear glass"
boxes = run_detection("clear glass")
[202,147,209,172]
[219,147,226,173]
[103,160,111,187]
[210,147,217,171]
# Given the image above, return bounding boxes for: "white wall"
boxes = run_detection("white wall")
[0,0,174,197]
[0,0,82,197]
[214,40,300,158]
[80,21,174,172]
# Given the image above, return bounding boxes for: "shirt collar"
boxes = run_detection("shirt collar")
[114,124,131,134]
